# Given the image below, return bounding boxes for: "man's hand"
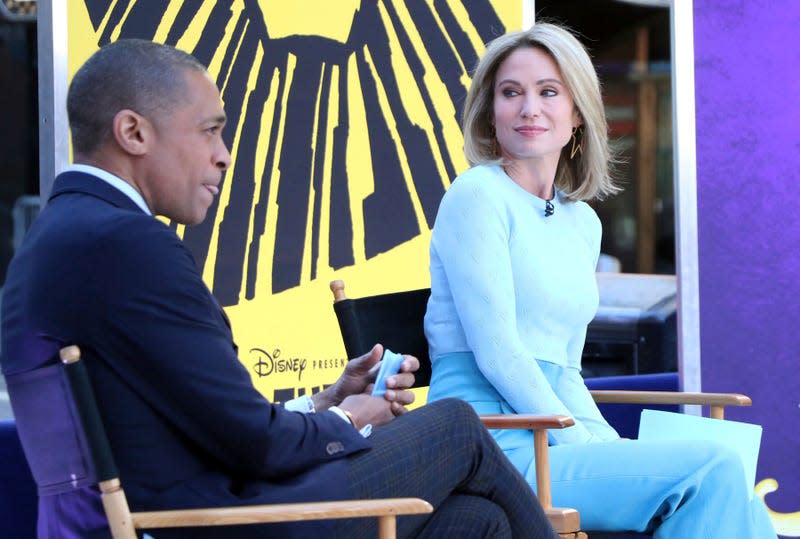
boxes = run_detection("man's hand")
[338,394,396,430]
[312,344,419,416]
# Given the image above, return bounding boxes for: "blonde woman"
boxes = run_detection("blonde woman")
[425,22,776,537]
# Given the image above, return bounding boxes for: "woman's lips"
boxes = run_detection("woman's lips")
[515,125,546,135]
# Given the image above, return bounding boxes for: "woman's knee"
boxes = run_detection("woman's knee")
[689,440,741,465]
[678,440,746,492]
[706,442,746,479]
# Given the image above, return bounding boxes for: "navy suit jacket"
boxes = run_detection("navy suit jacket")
[1,171,371,538]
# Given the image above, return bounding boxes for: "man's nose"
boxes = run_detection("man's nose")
[216,142,232,170]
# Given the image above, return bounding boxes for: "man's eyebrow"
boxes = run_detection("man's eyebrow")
[200,114,227,128]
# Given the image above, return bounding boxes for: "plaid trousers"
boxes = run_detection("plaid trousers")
[336,398,558,539]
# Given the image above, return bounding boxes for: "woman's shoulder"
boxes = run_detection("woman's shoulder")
[445,164,507,202]
[451,163,500,185]
[563,197,600,225]
[562,198,602,250]
[439,165,513,219]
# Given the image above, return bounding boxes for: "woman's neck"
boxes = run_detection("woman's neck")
[500,158,557,200]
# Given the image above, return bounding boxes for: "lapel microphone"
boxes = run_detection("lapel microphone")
[544,199,554,217]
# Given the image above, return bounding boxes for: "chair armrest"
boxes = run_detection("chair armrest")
[590,390,751,419]
[479,414,574,430]
[479,413,579,533]
[131,497,433,528]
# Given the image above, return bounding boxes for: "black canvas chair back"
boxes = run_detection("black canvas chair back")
[5,347,115,496]
[331,281,432,388]
[4,346,115,535]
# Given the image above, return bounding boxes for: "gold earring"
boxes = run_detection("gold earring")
[570,126,583,159]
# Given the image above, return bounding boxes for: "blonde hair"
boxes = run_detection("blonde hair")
[462,22,619,201]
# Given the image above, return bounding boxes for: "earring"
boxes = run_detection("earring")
[570,126,583,159]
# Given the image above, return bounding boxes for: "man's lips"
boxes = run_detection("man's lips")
[204,184,220,195]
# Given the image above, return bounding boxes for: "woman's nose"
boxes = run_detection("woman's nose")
[520,95,540,118]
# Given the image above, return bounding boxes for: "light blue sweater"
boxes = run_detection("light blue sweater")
[425,164,618,443]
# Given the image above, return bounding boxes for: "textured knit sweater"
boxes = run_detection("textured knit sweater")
[425,164,614,443]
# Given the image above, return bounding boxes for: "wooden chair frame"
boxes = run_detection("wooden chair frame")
[11,346,431,539]
[329,280,751,539]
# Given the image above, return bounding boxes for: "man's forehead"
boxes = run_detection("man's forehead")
[178,70,225,114]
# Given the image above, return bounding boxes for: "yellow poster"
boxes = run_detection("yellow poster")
[62,4,798,534]
[67,0,522,402]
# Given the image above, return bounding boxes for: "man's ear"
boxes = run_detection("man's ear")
[112,109,150,156]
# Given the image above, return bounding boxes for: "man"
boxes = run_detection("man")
[1,39,557,539]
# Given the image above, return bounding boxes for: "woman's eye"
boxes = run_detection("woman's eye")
[502,88,520,97]
[541,88,557,97]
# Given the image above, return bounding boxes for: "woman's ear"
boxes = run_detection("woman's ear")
[112,109,149,156]
[572,109,583,129]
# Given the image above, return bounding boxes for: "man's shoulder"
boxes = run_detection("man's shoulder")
[23,190,184,287]
[41,194,168,246]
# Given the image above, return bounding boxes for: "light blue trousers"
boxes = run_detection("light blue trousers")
[428,353,776,538]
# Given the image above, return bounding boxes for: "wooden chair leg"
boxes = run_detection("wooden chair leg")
[532,430,584,537]
[377,515,396,539]
[534,430,551,508]
[547,507,583,536]
[99,479,138,539]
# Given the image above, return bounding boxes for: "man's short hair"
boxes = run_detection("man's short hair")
[67,39,207,156]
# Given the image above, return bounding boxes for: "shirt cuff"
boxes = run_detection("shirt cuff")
[283,395,315,414]
[329,406,372,438]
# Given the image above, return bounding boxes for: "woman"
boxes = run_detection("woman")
[424,22,775,537]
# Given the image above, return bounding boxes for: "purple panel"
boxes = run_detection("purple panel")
[694,0,800,521]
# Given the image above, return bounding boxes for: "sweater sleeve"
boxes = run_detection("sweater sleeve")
[430,177,596,444]
[553,366,620,441]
